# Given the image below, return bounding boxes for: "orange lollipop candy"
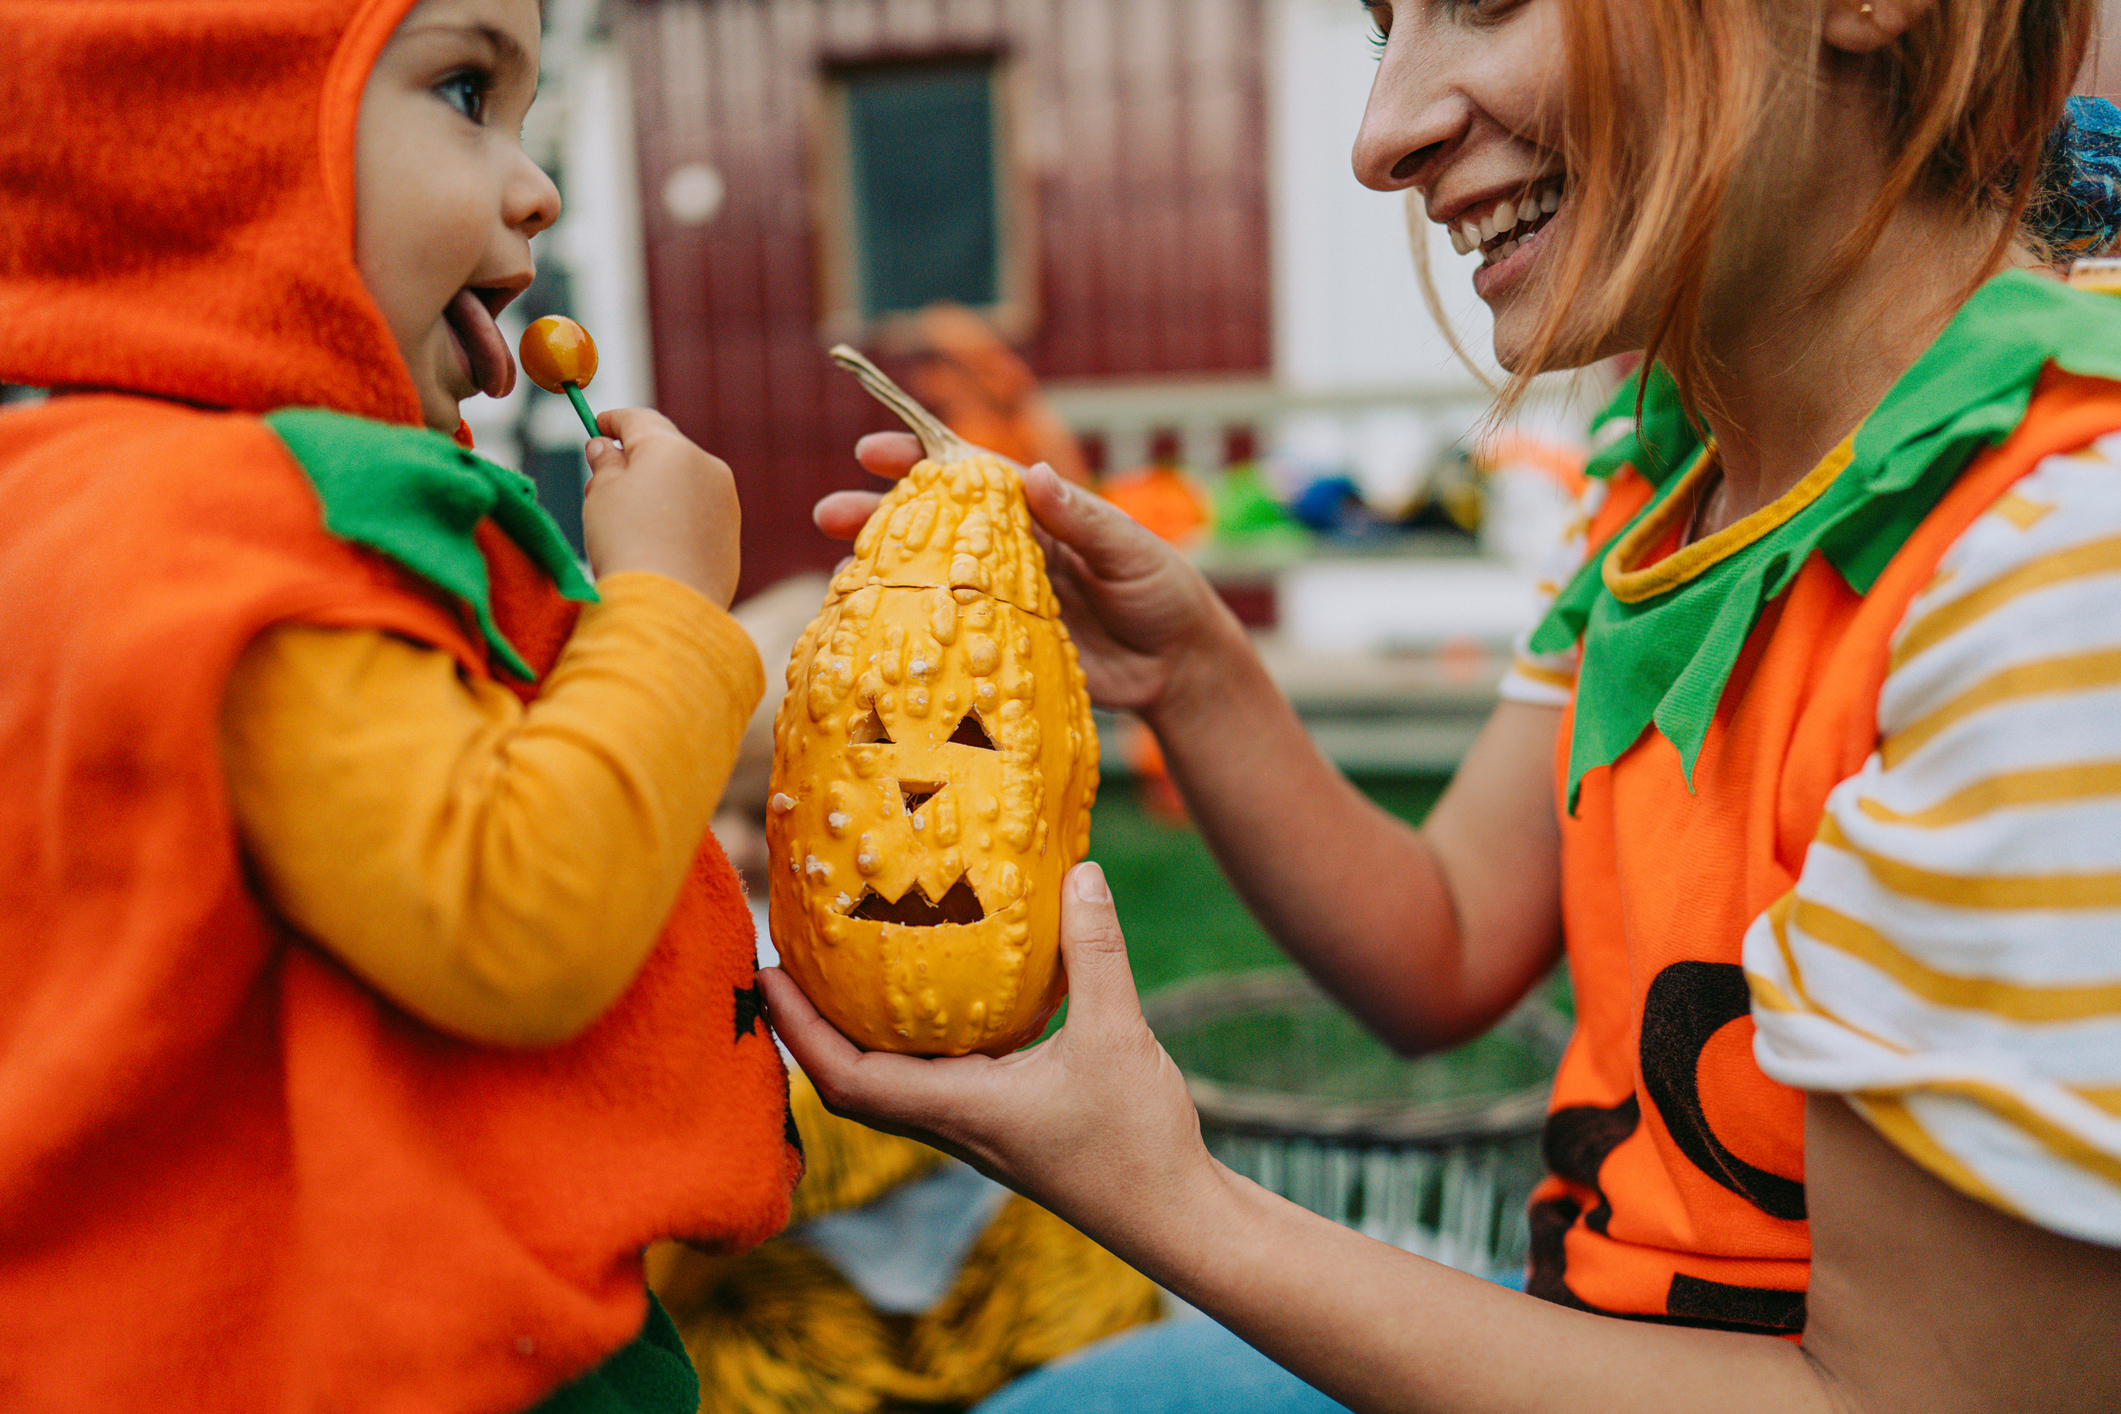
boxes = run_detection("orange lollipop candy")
[520,315,601,437]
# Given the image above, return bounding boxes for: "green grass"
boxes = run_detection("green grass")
[1086,774,1450,999]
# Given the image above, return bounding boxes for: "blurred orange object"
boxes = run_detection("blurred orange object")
[520,314,598,393]
[1126,721,1189,825]
[908,304,1093,486]
[1100,464,1211,546]
[1476,432,1587,497]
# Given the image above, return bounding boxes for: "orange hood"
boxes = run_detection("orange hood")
[0,0,424,425]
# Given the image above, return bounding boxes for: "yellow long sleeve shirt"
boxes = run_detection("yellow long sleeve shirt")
[219,571,765,1047]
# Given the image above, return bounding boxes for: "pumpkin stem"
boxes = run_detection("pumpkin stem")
[829,344,982,464]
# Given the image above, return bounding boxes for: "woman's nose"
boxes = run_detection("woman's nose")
[1352,37,1470,192]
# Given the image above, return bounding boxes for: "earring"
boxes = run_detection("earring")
[1858,2,1874,14]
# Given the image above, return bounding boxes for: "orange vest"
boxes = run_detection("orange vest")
[1530,371,2121,1332]
[0,395,800,1413]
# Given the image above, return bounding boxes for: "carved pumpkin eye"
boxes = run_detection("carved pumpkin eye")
[946,712,996,750]
[847,878,987,926]
[849,709,893,745]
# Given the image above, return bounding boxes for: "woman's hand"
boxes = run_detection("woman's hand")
[757,862,1222,1252]
[814,432,1238,721]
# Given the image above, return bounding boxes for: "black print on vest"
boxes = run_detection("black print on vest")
[1666,1273,1806,1333]
[1542,1093,1640,1235]
[732,981,767,1043]
[1528,1193,1807,1334]
[1526,1094,1639,1307]
[1640,960,1807,1221]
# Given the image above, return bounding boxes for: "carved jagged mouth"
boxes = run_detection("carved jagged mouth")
[848,878,987,926]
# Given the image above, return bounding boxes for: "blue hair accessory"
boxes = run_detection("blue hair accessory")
[2031,96,2121,257]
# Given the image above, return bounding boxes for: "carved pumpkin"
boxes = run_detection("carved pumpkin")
[766,348,1098,1057]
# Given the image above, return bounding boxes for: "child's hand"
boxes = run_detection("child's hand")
[758,863,1221,1255]
[582,408,741,607]
[814,433,1238,723]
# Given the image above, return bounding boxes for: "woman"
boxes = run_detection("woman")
[764,2,2121,1408]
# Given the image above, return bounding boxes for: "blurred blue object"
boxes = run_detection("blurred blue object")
[1290,475,1362,532]
[2034,96,2121,257]
[969,1318,1353,1414]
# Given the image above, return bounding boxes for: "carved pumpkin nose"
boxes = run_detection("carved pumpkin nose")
[765,347,1098,1057]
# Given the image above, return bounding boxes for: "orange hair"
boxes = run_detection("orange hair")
[1496,0,2094,414]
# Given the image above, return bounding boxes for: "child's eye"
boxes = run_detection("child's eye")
[437,69,491,124]
[1364,2,1391,55]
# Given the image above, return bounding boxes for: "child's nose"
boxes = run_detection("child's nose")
[511,155,562,238]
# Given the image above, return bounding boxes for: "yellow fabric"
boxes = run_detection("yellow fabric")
[221,570,763,1047]
[649,1073,1162,1414]
[1600,435,1854,603]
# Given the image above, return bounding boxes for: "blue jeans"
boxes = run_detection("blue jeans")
[969,1316,1354,1414]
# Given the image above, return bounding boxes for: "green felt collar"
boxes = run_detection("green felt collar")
[266,409,595,680]
[1530,269,2121,810]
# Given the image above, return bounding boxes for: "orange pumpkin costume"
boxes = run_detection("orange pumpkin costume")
[1523,278,2121,1330]
[0,2,798,1410]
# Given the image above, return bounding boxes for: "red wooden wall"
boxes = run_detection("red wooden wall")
[624,0,1271,598]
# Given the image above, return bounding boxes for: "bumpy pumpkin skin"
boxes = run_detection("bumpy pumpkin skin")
[768,453,1098,1057]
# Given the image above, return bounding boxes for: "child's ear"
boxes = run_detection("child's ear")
[1823,0,1927,54]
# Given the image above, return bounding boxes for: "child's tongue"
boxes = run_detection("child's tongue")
[445,289,516,400]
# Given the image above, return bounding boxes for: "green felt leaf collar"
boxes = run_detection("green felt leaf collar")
[265,409,596,681]
[1529,270,2121,810]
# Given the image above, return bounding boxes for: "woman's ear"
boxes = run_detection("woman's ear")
[1823,0,1929,54]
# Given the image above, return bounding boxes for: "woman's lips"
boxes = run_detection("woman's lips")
[444,288,517,400]
[1471,203,1558,300]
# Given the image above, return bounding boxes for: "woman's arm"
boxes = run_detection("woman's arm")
[761,867,2121,1414]
[819,436,1564,1053]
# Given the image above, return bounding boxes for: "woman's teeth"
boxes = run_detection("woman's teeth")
[1449,181,1563,264]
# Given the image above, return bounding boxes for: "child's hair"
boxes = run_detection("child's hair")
[1497,0,2094,413]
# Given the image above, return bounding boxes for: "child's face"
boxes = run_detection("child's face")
[1354,1,1582,373]
[355,0,559,434]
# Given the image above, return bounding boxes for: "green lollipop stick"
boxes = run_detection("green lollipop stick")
[563,383,598,440]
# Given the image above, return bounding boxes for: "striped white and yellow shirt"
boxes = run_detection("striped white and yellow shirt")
[1499,474,1606,707]
[1744,440,2121,1244]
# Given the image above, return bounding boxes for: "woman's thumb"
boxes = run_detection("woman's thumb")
[1022,462,1167,582]
[1057,863,1144,1037]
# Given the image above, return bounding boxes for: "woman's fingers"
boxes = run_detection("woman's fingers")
[763,966,1018,1170]
[813,489,884,541]
[757,966,855,1075]
[1021,461,1172,587]
[809,432,918,546]
[855,431,924,481]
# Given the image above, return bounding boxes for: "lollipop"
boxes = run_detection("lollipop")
[520,315,601,439]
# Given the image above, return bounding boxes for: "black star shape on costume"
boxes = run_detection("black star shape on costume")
[733,981,767,1043]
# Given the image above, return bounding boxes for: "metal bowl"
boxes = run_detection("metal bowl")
[1143,969,1569,1278]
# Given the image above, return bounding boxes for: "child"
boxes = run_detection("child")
[771,0,2121,1410]
[0,1,799,1410]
